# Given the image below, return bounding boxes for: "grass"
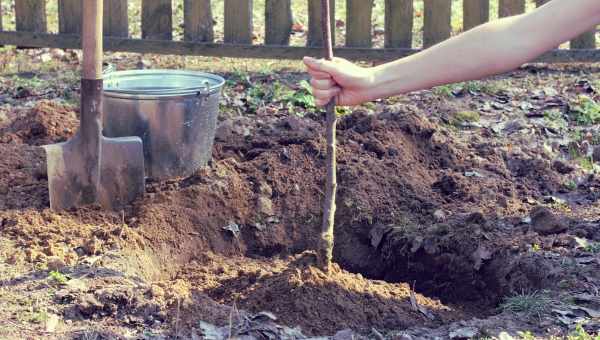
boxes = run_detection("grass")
[567,324,600,340]
[499,290,553,320]
[569,95,600,126]
[47,270,68,285]
[544,109,569,133]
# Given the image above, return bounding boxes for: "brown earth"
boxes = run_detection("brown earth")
[1,96,599,338]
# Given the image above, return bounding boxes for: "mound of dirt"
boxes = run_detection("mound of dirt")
[0,100,78,146]
[0,144,48,210]
[0,99,585,336]
[179,252,461,335]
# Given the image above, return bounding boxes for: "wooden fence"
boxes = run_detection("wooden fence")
[0,0,599,62]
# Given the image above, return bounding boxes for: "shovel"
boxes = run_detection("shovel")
[44,0,145,211]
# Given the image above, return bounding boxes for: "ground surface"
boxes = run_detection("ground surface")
[1,47,600,339]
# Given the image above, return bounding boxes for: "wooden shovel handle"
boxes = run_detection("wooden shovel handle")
[82,0,103,80]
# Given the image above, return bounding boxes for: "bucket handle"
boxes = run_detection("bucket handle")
[196,81,213,98]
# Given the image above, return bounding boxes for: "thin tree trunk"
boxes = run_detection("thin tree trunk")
[317,0,338,272]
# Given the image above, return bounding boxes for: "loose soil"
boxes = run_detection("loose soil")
[1,67,600,339]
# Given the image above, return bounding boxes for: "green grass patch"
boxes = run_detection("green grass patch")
[451,111,481,127]
[48,270,68,285]
[499,291,553,320]
[544,109,569,132]
[569,95,600,126]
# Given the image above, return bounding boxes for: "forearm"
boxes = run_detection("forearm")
[368,0,600,99]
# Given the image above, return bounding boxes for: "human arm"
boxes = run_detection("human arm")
[305,0,600,106]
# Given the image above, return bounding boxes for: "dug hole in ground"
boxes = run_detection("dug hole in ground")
[1,62,600,339]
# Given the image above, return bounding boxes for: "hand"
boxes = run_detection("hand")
[303,56,375,106]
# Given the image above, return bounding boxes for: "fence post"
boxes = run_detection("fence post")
[58,0,82,34]
[571,32,596,50]
[346,0,373,48]
[265,0,292,45]
[307,0,335,47]
[463,0,489,31]
[224,0,253,44]
[184,0,214,42]
[384,0,413,48]
[498,0,524,18]
[15,0,47,33]
[104,0,129,37]
[423,0,451,48]
[142,0,173,40]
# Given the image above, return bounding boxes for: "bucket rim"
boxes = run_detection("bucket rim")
[103,69,225,99]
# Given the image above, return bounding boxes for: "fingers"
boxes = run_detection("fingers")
[304,56,345,106]
[313,87,341,107]
[307,69,332,80]
[310,78,335,90]
[303,56,338,76]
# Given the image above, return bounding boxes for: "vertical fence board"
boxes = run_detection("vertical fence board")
[423,0,451,48]
[498,0,525,18]
[142,0,172,40]
[384,0,413,48]
[571,32,596,50]
[15,0,47,32]
[104,0,129,37]
[463,0,489,31]
[265,0,292,45]
[346,0,373,48]
[58,0,81,34]
[224,0,253,44]
[184,0,214,42]
[307,0,335,47]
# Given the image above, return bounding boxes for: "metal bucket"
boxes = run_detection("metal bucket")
[102,69,225,180]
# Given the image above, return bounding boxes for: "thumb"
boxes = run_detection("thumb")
[303,56,338,75]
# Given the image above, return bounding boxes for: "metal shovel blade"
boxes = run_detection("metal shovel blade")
[44,134,145,211]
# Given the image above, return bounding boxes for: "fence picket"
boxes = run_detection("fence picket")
[423,0,450,48]
[142,0,172,40]
[346,0,373,48]
[58,0,81,34]
[15,0,47,32]
[571,32,596,50]
[463,0,489,31]
[265,0,292,45]
[184,0,214,42]
[307,0,335,47]
[224,0,253,44]
[104,0,129,37]
[499,0,524,18]
[384,0,413,48]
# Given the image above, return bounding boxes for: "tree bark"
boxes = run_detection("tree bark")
[317,0,338,272]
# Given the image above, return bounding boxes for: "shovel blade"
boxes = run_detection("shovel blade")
[44,135,145,211]
[98,136,145,210]
[44,136,99,211]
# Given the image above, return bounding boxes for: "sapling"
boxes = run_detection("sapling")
[317,0,337,272]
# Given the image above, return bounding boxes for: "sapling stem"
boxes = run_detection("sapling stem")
[317,0,338,272]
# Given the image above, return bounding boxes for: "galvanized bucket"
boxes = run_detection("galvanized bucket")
[102,70,225,180]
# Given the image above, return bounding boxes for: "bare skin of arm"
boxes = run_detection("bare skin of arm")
[304,0,600,106]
